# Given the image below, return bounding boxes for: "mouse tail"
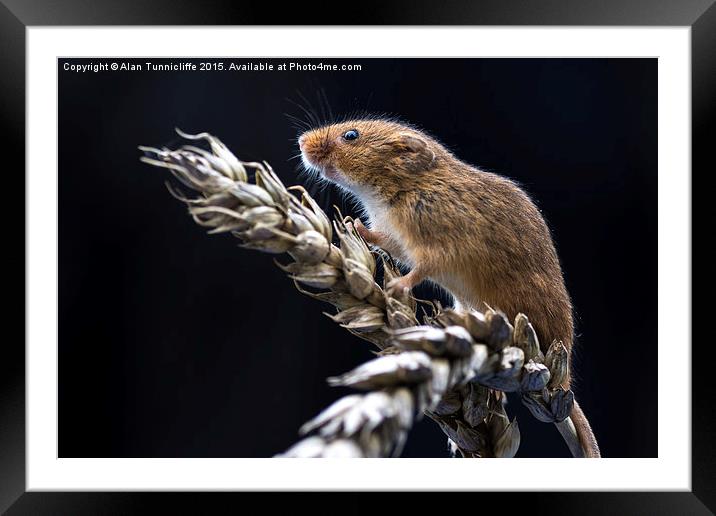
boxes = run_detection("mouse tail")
[570,400,601,458]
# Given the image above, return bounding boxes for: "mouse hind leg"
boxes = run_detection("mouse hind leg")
[385,249,443,297]
[386,262,431,295]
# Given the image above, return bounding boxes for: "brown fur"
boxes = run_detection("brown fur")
[299,118,600,457]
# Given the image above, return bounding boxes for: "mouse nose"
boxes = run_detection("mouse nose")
[298,134,306,150]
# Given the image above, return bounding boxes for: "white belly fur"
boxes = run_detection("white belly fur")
[361,196,413,266]
[351,187,462,309]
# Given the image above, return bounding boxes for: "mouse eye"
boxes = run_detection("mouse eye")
[342,129,359,141]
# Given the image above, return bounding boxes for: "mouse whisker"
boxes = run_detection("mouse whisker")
[283,112,311,132]
[285,95,319,131]
[295,90,322,128]
[319,88,334,125]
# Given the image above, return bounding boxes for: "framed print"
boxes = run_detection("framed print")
[1,0,709,513]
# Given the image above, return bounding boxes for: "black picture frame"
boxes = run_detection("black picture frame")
[1,1,708,513]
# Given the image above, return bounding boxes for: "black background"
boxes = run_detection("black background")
[58,57,657,458]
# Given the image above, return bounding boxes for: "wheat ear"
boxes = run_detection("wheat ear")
[139,129,586,458]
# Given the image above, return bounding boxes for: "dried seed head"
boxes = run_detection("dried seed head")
[466,344,489,380]
[545,340,569,389]
[277,261,341,289]
[521,360,551,392]
[299,395,364,436]
[447,438,460,457]
[285,210,316,235]
[475,346,524,392]
[390,326,446,351]
[392,388,415,429]
[455,422,487,453]
[293,388,415,457]
[494,418,521,458]
[229,182,275,207]
[173,128,248,182]
[278,435,327,458]
[176,144,236,179]
[388,325,474,358]
[479,375,521,393]
[461,383,489,427]
[289,230,331,265]
[442,326,476,357]
[513,313,543,362]
[462,310,492,341]
[153,153,209,190]
[327,351,433,390]
[485,310,514,350]
[241,205,284,226]
[435,420,460,451]
[521,392,556,423]
[142,130,589,460]
[385,297,420,329]
[326,304,386,332]
[343,258,379,300]
[347,328,392,350]
[293,283,364,310]
[428,359,451,406]
[334,217,375,273]
[497,347,525,378]
[240,234,295,254]
[288,186,332,239]
[254,165,290,205]
[549,388,575,422]
[433,389,462,416]
[322,439,364,458]
[437,309,492,344]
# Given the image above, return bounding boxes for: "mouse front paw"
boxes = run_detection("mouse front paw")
[385,264,430,298]
[385,276,413,297]
[353,218,377,243]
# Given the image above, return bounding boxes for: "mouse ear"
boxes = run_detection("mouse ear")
[394,132,436,170]
[395,133,428,153]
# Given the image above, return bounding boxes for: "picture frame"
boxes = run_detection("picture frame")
[1,0,707,512]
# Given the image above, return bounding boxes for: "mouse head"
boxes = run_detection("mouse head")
[298,119,436,197]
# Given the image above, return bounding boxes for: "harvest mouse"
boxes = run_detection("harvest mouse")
[298,117,600,457]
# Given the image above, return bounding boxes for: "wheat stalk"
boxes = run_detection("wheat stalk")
[139,129,586,458]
